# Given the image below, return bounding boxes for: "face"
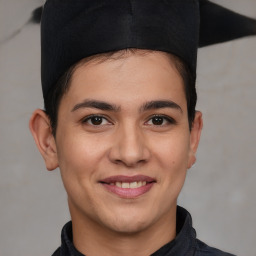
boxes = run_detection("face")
[46,51,201,234]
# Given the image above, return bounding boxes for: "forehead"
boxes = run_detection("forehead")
[60,50,186,111]
[72,49,182,83]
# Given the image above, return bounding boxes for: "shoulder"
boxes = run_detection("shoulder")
[51,247,60,256]
[194,239,236,256]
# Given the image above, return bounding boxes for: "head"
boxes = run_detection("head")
[44,49,197,136]
[29,49,203,236]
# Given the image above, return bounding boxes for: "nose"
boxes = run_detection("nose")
[108,124,151,167]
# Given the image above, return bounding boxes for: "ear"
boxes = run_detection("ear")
[187,111,203,169]
[29,109,59,171]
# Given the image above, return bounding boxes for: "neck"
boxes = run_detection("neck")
[70,205,177,256]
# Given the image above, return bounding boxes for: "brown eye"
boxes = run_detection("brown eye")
[152,116,164,125]
[83,115,111,126]
[146,115,176,126]
[90,116,103,125]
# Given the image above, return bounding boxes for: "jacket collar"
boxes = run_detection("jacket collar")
[58,206,197,256]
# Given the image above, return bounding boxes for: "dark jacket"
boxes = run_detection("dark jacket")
[52,206,235,256]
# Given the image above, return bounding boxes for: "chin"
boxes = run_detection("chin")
[100,208,157,234]
[108,218,150,234]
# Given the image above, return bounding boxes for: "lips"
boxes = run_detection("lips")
[99,175,156,198]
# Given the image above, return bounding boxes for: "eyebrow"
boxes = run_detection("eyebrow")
[71,99,182,113]
[71,99,120,112]
[140,100,183,113]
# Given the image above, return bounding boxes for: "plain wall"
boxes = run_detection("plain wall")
[0,1,255,255]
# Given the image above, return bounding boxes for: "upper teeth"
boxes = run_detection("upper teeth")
[110,181,147,188]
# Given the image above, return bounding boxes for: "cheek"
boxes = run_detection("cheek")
[150,132,190,192]
[55,132,105,188]
[57,130,106,166]
[55,134,107,214]
[152,131,190,169]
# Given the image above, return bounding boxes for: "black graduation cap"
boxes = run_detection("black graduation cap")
[38,0,256,99]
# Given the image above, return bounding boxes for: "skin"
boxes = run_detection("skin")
[30,50,203,256]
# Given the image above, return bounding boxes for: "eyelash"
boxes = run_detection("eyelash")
[81,114,176,127]
[81,114,112,126]
[145,115,177,126]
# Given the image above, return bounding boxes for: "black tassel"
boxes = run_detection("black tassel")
[199,0,256,47]
[0,6,43,44]
[30,6,43,24]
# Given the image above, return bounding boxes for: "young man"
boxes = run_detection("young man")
[29,1,256,255]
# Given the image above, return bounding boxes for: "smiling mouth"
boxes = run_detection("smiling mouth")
[109,181,147,189]
[99,175,156,198]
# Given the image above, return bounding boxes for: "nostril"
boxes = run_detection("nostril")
[108,133,151,167]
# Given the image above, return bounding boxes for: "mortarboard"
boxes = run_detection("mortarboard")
[36,0,256,99]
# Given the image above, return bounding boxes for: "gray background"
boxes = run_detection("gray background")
[0,0,255,255]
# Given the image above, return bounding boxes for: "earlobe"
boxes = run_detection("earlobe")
[29,109,59,171]
[187,111,203,169]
